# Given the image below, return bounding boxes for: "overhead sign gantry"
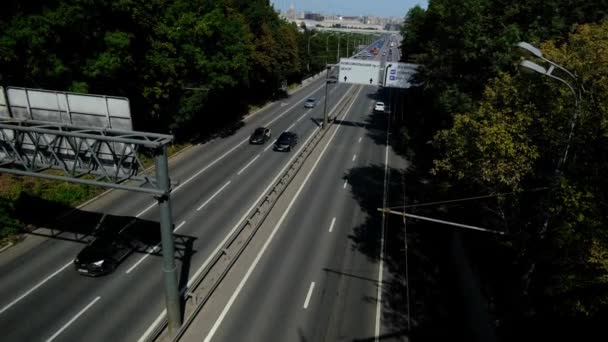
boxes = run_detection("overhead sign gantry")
[383,63,420,89]
[0,85,183,336]
[338,58,381,86]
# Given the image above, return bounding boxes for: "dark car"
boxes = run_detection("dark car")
[74,234,134,276]
[304,98,317,108]
[250,127,271,144]
[274,132,298,152]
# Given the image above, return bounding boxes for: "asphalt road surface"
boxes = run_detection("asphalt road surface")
[0,71,352,342]
[207,84,398,342]
[0,36,408,342]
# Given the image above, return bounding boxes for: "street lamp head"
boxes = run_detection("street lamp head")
[515,42,543,58]
[519,60,548,75]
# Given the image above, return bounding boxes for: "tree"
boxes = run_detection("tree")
[433,21,608,326]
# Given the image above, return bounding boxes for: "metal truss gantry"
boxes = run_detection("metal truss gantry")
[0,118,172,195]
[0,117,183,335]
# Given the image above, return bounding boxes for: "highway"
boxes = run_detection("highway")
[0,69,351,341]
[0,35,408,342]
[179,35,408,342]
[206,83,397,342]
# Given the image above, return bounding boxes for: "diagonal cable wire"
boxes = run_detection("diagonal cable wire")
[387,187,549,209]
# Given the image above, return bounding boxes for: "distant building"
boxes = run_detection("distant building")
[286,4,297,21]
[304,12,324,21]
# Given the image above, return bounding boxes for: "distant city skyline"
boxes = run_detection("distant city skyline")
[270,0,428,18]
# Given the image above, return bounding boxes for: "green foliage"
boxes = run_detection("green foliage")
[400,0,608,333]
[0,174,104,240]
[0,0,311,135]
[433,74,540,191]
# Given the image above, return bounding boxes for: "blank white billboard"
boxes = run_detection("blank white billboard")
[338,58,382,86]
[0,86,136,176]
[384,63,420,89]
[1,87,132,130]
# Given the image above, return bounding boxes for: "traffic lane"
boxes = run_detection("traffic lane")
[252,86,381,342]
[0,79,344,316]
[1,259,106,341]
[54,87,350,342]
[209,86,374,342]
[74,75,333,218]
[316,108,386,342]
[155,82,348,223]
[11,85,354,342]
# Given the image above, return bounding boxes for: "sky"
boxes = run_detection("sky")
[270,0,428,18]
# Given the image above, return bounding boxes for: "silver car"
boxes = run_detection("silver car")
[304,98,317,108]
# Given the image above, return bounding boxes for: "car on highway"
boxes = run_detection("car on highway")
[304,97,317,108]
[374,102,386,113]
[74,233,134,276]
[249,127,271,144]
[274,132,298,152]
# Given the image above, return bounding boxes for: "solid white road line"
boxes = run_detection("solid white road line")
[303,282,316,309]
[328,217,336,233]
[197,181,232,211]
[374,107,391,342]
[203,86,362,342]
[343,180,348,189]
[237,154,261,176]
[125,220,187,274]
[45,296,100,342]
[286,123,296,131]
[352,154,357,162]
[0,260,73,315]
[138,85,355,342]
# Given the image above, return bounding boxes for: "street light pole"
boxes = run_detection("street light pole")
[383,63,392,87]
[307,32,318,73]
[517,41,581,240]
[347,34,350,57]
[323,65,331,128]
[517,42,581,171]
[336,34,341,63]
[515,41,585,296]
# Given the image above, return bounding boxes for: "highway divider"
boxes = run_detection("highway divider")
[147,85,360,342]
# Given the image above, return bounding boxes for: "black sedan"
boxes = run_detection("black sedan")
[74,234,134,276]
[274,132,298,152]
[249,127,271,144]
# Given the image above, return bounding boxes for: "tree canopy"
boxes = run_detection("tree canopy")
[399,0,608,338]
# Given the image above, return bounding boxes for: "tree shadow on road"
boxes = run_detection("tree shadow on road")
[344,163,482,341]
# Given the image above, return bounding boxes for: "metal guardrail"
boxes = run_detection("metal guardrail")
[148,86,358,342]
